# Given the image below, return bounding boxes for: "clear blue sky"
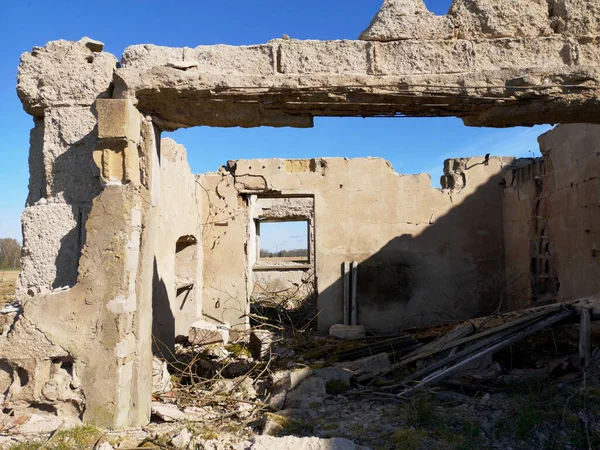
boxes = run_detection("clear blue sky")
[0,0,550,241]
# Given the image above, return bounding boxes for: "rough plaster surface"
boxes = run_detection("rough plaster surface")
[113,29,600,129]
[360,0,454,41]
[18,37,117,116]
[550,0,600,35]
[504,123,600,308]
[152,138,202,354]
[42,106,102,203]
[199,173,249,329]
[449,0,553,39]
[19,204,82,296]
[361,0,598,41]
[203,156,510,332]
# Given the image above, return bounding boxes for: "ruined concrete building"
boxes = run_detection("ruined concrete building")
[1,0,599,430]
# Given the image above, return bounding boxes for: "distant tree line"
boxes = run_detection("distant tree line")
[0,238,21,269]
[260,248,308,258]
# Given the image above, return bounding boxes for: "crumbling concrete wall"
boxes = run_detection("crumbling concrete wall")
[199,172,249,329]
[201,156,510,332]
[504,123,600,309]
[2,38,204,428]
[17,38,116,298]
[152,138,202,355]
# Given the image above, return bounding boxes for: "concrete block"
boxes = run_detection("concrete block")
[193,44,275,75]
[329,324,366,340]
[550,0,600,36]
[18,38,117,115]
[122,44,275,75]
[151,402,186,422]
[96,99,141,143]
[278,39,368,75]
[374,40,473,76]
[337,353,391,376]
[188,319,230,345]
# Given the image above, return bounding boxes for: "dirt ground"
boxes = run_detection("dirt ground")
[0,269,18,307]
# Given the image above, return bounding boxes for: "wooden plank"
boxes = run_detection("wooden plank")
[579,307,591,369]
[351,261,358,326]
[343,262,350,325]
[395,308,574,397]
[402,323,475,361]
[396,305,564,369]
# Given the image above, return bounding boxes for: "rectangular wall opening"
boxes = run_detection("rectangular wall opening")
[257,220,309,264]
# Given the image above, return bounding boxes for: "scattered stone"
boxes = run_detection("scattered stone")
[183,406,220,422]
[16,414,82,434]
[151,402,186,422]
[171,428,193,448]
[81,37,105,52]
[314,367,352,386]
[223,359,252,378]
[329,324,366,340]
[480,393,491,406]
[251,435,371,450]
[337,352,391,376]
[188,319,230,345]
[249,329,274,360]
[152,356,173,394]
[286,376,327,408]
[269,367,314,409]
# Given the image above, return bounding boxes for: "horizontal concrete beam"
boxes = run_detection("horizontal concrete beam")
[114,37,600,129]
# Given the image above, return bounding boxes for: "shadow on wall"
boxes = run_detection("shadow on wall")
[53,205,88,289]
[47,109,101,290]
[317,169,512,332]
[152,257,174,359]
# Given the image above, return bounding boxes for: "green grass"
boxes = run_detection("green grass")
[390,429,427,450]
[325,379,350,396]
[9,425,103,450]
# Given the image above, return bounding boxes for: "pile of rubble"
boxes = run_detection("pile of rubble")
[3,297,600,448]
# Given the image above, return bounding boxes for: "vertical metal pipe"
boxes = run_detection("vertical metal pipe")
[351,261,358,326]
[342,261,350,325]
[579,307,591,369]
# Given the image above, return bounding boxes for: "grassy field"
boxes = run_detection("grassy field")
[0,269,18,307]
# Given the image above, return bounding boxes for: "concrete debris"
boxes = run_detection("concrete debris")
[329,324,366,340]
[251,435,370,450]
[188,319,230,345]
[285,376,327,409]
[337,352,391,376]
[249,329,274,360]
[14,414,82,435]
[171,428,193,449]
[151,402,186,422]
[152,356,173,394]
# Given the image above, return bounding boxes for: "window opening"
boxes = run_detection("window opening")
[257,220,309,264]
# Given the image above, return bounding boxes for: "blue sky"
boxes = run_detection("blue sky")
[260,221,308,253]
[0,0,551,241]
